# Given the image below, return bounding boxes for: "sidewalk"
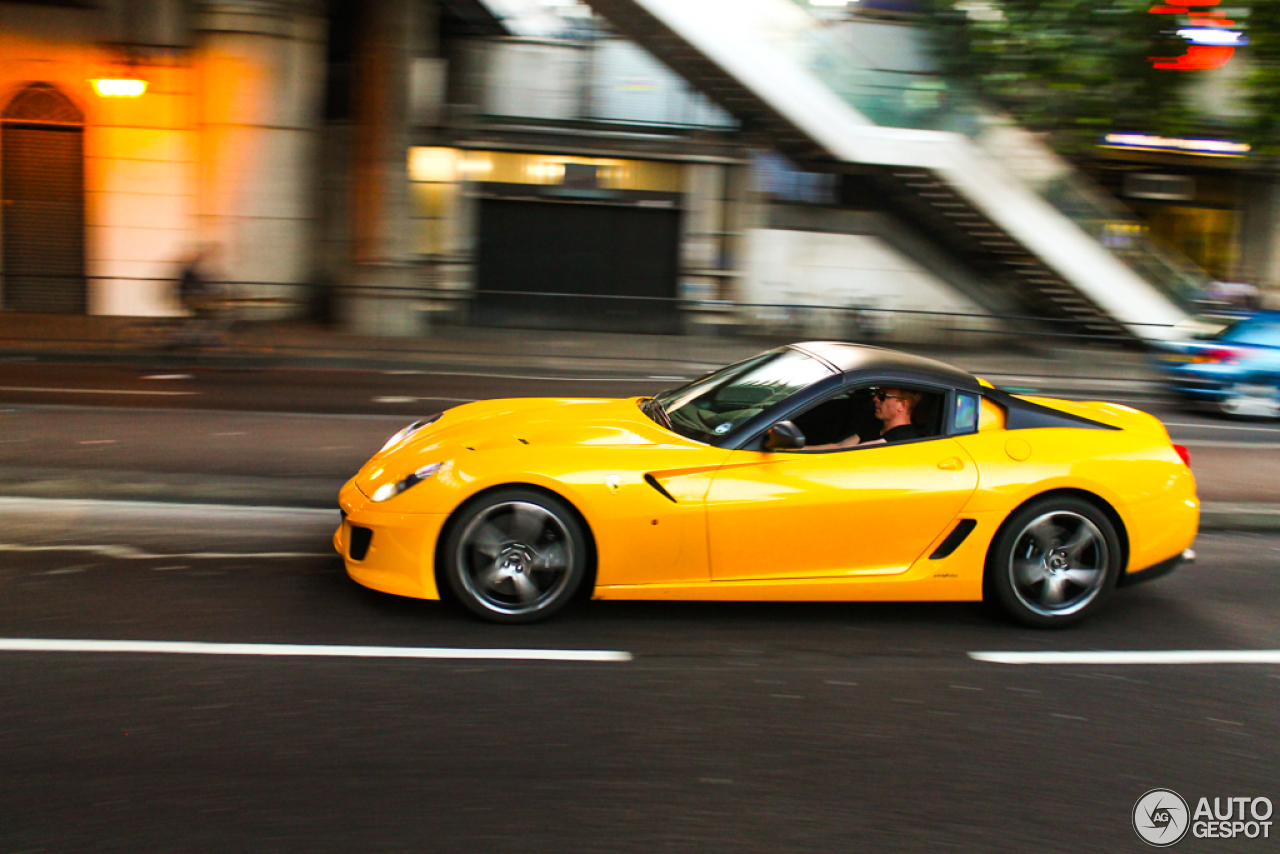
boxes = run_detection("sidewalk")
[0,312,1164,395]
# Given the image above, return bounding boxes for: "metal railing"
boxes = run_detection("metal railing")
[0,275,1195,355]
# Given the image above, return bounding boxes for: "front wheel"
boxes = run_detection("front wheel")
[442,488,588,624]
[988,497,1122,628]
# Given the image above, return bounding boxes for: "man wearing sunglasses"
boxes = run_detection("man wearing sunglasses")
[809,387,925,450]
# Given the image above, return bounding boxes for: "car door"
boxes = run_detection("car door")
[704,412,978,582]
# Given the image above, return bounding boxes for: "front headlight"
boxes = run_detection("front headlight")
[370,462,445,503]
[380,413,442,453]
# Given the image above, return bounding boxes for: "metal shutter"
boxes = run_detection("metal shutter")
[2,123,87,313]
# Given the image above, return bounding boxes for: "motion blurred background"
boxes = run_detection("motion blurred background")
[0,0,1276,350]
[4,5,1280,852]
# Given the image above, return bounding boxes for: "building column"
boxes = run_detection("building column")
[1238,172,1280,304]
[342,0,441,336]
[194,0,327,315]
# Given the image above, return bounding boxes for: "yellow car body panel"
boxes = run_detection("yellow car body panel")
[705,439,978,581]
[337,376,1197,607]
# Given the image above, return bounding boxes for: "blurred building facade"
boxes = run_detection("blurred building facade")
[0,0,995,341]
[5,0,1268,341]
[0,0,325,317]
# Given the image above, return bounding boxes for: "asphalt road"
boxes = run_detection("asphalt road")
[0,499,1277,852]
[0,362,1276,504]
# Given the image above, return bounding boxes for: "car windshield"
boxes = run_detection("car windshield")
[648,348,836,443]
[1218,318,1280,348]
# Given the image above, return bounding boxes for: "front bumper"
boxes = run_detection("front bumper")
[335,479,448,600]
[1155,361,1246,402]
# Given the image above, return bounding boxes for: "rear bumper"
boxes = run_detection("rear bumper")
[335,479,448,600]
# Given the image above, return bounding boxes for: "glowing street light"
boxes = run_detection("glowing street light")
[92,78,148,98]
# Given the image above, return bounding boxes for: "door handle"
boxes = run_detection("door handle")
[937,457,964,471]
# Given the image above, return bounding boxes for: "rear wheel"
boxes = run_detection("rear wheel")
[989,497,1121,628]
[442,488,587,624]
[1218,380,1280,420]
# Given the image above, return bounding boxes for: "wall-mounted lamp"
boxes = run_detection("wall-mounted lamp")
[92,78,148,98]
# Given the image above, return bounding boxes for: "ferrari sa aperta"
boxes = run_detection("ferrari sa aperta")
[335,343,1198,627]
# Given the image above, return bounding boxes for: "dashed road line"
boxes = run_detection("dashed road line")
[0,544,330,560]
[373,396,476,404]
[0,638,633,663]
[1164,421,1280,433]
[0,386,199,396]
[971,650,1280,665]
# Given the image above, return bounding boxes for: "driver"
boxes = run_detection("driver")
[809,387,925,450]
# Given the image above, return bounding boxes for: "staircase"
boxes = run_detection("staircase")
[586,0,1202,341]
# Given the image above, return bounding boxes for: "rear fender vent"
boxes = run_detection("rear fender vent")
[348,526,373,561]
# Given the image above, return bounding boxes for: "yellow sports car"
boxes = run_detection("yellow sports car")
[335,343,1198,627]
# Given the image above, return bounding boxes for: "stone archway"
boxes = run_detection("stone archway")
[1,82,86,313]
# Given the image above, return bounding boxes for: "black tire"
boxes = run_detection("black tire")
[1217,378,1280,421]
[987,496,1122,629]
[442,488,588,624]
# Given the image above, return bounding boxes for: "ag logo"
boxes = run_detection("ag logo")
[1134,788,1190,847]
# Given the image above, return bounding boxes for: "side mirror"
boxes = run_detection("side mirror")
[763,420,806,451]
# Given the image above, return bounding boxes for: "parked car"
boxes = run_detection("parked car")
[1154,312,1280,419]
[337,343,1198,628]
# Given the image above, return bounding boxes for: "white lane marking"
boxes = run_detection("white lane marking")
[0,638,632,663]
[78,439,117,445]
[374,396,476,404]
[14,403,425,421]
[1164,421,1280,433]
[971,650,1280,665]
[0,386,199,396]
[1181,440,1280,449]
[210,431,248,437]
[367,369,681,382]
[649,375,688,381]
[0,496,337,515]
[143,374,193,380]
[0,544,330,560]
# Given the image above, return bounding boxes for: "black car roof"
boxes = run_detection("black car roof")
[790,342,982,391]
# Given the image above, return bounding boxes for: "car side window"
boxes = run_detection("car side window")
[1223,321,1280,348]
[789,385,947,451]
[953,393,979,434]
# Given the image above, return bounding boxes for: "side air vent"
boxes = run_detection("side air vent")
[349,526,373,561]
[929,519,976,560]
[643,474,677,503]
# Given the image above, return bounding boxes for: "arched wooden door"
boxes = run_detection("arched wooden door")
[1,83,86,313]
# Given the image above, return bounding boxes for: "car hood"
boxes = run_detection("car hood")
[356,397,689,496]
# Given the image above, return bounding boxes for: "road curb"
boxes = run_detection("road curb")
[0,470,341,510]
[1200,502,1280,532]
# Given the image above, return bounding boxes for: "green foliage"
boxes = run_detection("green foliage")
[925,0,1213,155]
[1245,1,1280,153]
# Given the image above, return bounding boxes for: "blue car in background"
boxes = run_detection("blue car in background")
[1154,312,1280,419]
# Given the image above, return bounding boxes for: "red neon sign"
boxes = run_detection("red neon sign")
[1148,0,1239,70]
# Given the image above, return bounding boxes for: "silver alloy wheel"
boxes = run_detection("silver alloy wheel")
[1007,511,1109,618]
[455,500,575,617]
[1219,382,1280,419]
